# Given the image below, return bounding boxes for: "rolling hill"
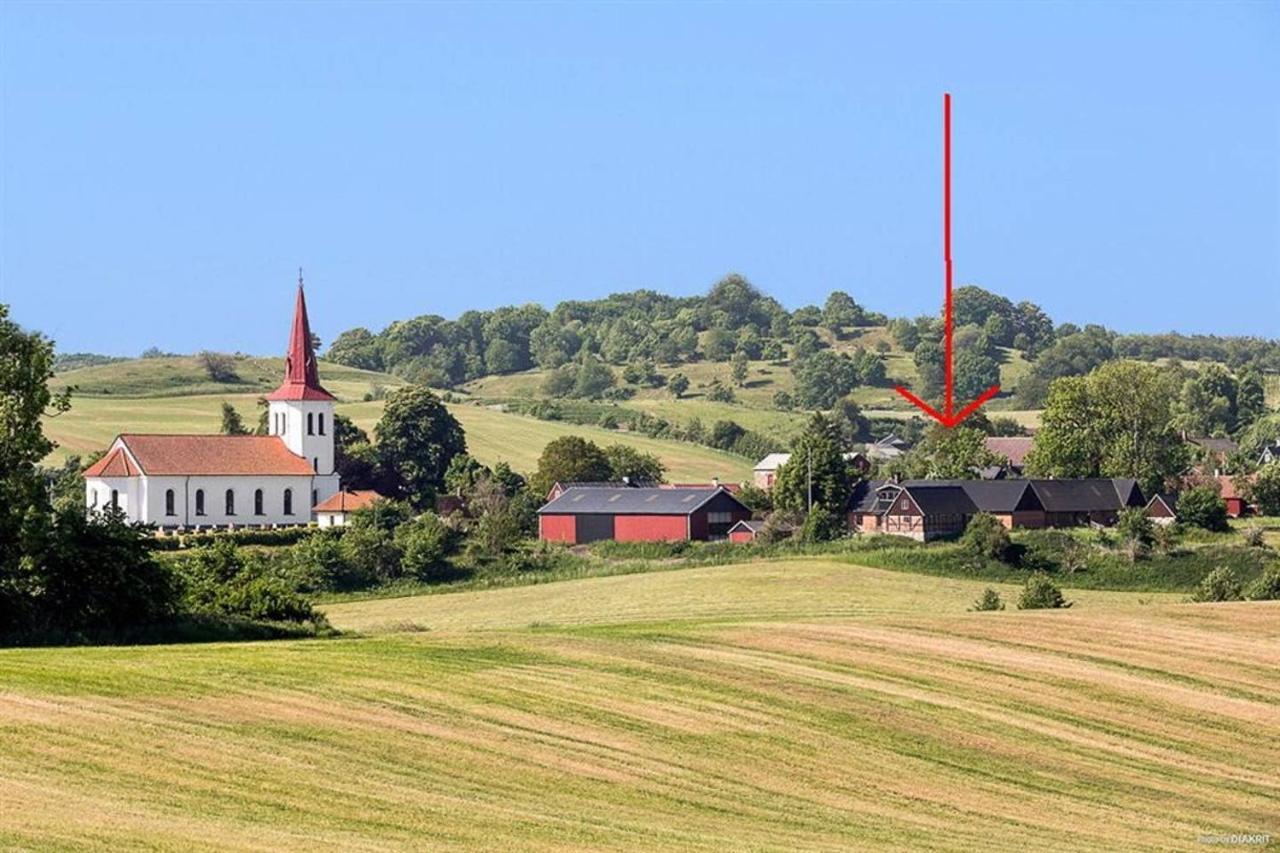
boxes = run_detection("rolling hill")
[1,558,1274,850]
[42,358,754,481]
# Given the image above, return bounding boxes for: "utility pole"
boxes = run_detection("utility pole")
[807,444,813,513]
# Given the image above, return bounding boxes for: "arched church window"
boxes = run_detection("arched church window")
[283,489,293,516]
[318,413,325,435]
[307,413,314,435]
[225,489,236,515]
[165,489,176,516]
[195,489,205,515]
[313,457,319,473]
[111,490,119,509]
[254,489,264,516]
[312,489,318,510]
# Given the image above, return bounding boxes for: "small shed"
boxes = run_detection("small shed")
[728,519,762,543]
[313,489,385,527]
[1145,493,1178,526]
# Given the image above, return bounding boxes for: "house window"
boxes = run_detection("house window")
[283,488,293,516]
[110,489,119,509]
[195,489,205,515]
[254,489,264,516]
[318,413,325,435]
[707,511,734,524]
[225,489,236,515]
[307,413,314,435]
[165,489,176,516]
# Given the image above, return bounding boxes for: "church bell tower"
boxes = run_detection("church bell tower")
[266,274,338,481]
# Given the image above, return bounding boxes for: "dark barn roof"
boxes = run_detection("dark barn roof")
[903,480,1042,513]
[848,477,1142,517]
[903,485,977,516]
[1029,478,1143,512]
[539,486,748,516]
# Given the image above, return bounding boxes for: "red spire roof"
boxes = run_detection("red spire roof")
[266,280,336,402]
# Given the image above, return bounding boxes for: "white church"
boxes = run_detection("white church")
[84,284,343,528]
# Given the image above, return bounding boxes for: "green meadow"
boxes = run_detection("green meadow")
[1,558,1275,851]
[43,358,753,482]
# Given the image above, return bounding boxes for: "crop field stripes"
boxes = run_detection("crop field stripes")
[1,561,1276,850]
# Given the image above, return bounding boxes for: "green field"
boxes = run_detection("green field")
[53,356,405,400]
[1,558,1275,850]
[42,393,753,483]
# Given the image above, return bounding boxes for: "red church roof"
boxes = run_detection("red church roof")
[83,446,140,478]
[265,281,337,402]
[83,435,314,477]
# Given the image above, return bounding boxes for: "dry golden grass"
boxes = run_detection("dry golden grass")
[0,559,1275,850]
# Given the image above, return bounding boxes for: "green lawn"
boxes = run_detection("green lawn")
[1,558,1275,850]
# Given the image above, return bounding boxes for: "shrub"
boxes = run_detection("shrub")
[282,530,349,593]
[395,513,456,582]
[758,510,802,544]
[1115,507,1154,562]
[1177,486,1230,532]
[339,518,404,587]
[970,588,1005,611]
[1244,565,1280,601]
[960,513,1013,562]
[1243,463,1280,516]
[176,540,320,625]
[798,506,843,543]
[1241,525,1266,548]
[705,381,736,403]
[1017,573,1072,609]
[1151,523,1179,556]
[197,350,239,382]
[1190,566,1243,602]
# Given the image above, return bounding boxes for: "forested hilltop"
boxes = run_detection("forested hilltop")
[323,274,1279,414]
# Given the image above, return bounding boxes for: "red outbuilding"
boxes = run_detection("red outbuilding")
[538,486,751,544]
[727,520,761,543]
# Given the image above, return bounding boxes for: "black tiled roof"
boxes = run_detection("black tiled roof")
[848,477,1143,515]
[539,487,745,516]
[1028,478,1143,512]
[905,485,978,515]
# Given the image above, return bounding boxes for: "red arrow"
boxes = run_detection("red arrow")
[895,93,1000,428]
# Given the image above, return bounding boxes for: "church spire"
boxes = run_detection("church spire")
[266,274,337,402]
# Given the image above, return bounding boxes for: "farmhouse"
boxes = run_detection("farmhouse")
[849,478,1147,541]
[983,436,1034,475]
[83,283,342,528]
[752,450,872,490]
[538,486,750,544]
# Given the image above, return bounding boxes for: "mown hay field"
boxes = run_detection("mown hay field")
[2,559,1275,851]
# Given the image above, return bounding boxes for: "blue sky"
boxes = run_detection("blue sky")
[2,2,1276,356]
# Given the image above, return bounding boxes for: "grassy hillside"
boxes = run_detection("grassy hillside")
[1,559,1275,850]
[52,356,404,400]
[463,332,1038,441]
[42,393,753,482]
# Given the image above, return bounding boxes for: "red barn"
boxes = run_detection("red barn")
[538,486,751,544]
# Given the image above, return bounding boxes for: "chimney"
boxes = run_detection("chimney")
[712,476,720,488]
